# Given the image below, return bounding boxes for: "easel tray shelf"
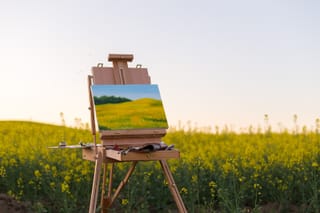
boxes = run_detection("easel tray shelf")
[82,147,180,162]
[106,149,180,161]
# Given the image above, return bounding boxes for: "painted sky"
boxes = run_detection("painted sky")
[1,0,320,131]
[92,85,162,101]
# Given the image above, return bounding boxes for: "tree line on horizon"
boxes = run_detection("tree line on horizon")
[93,95,132,105]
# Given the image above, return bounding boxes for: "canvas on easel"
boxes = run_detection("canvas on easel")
[91,84,168,130]
[91,84,168,147]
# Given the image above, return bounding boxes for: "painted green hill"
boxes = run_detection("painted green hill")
[95,98,168,130]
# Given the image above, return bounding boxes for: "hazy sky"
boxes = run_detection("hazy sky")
[1,0,319,131]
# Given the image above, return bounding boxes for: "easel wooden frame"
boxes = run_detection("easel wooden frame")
[84,54,187,213]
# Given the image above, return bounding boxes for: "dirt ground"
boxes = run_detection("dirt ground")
[0,194,31,213]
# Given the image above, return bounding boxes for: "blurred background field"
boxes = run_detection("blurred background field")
[0,120,319,212]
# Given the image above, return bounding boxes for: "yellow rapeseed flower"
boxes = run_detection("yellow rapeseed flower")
[34,170,41,178]
[253,183,262,190]
[180,187,188,195]
[209,181,217,188]
[191,175,198,183]
[64,175,71,182]
[50,182,56,189]
[121,198,129,206]
[222,162,232,174]
[44,164,50,172]
[61,182,70,194]
[0,166,6,177]
[9,158,17,166]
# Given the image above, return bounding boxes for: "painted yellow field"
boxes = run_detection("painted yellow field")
[95,98,168,130]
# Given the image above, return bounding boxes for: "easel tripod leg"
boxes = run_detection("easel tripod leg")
[101,163,108,213]
[160,160,187,213]
[101,161,137,212]
[109,161,137,205]
[101,163,114,212]
[89,152,103,213]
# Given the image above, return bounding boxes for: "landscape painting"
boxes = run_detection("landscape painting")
[91,84,168,130]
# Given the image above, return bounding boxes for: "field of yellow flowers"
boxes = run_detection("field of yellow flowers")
[0,121,319,212]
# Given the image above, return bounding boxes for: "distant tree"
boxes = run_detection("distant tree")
[94,96,132,105]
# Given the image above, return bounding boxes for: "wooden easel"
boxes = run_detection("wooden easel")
[83,54,187,213]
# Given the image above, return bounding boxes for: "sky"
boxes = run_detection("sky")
[92,85,162,100]
[1,0,320,132]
